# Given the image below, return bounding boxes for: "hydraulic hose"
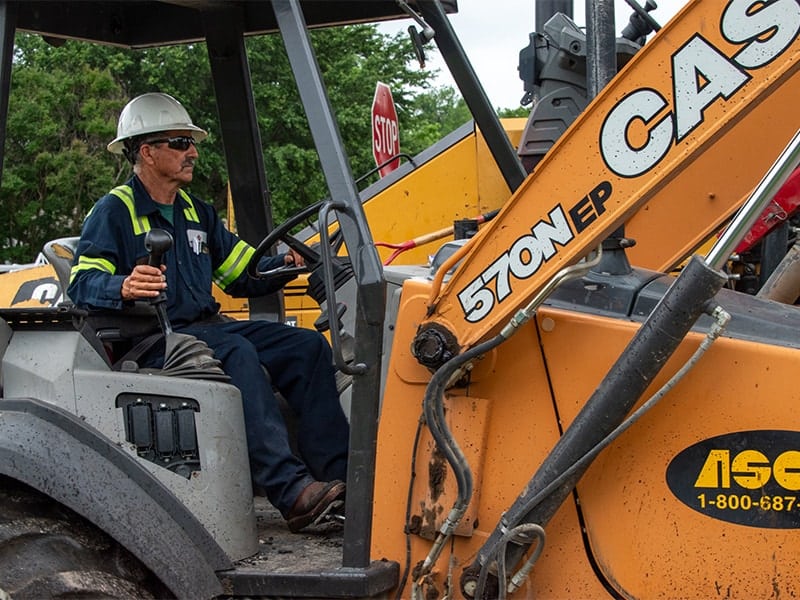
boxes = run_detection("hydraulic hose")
[466,255,728,598]
[473,522,547,600]
[413,248,603,587]
[413,333,501,584]
[471,301,731,598]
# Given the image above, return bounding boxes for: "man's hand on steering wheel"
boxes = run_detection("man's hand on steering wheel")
[285,248,305,268]
[247,202,326,283]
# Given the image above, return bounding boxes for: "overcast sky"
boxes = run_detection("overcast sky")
[377,0,690,109]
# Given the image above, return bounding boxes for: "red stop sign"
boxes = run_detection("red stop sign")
[372,82,400,177]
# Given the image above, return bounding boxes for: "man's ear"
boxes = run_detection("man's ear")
[138,144,156,164]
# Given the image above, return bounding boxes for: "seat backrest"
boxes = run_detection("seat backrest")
[42,237,80,297]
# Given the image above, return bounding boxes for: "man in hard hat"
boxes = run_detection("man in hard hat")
[68,92,349,533]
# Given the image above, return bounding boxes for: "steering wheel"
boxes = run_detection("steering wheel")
[247,201,327,283]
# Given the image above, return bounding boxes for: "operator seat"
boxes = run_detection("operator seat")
[42,236,79,301]
[41,236,161,369]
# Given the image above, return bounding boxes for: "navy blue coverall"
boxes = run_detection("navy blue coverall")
[67,175,349,515]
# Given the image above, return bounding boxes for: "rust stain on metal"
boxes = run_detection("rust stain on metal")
[428,447,447,502]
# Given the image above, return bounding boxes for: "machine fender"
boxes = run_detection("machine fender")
[0,396,231,600]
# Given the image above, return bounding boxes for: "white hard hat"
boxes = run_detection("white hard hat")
[107,92,207,154]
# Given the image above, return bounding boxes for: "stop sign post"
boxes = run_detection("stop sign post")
[372,82,400,177]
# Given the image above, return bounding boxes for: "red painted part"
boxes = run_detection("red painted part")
[371,82,400,178]
[735,167,800,254]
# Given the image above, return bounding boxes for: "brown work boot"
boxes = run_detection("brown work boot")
[284,480,346,533]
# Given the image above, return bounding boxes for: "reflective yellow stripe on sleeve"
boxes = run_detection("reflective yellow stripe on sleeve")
[109,185,151,235]
[178,189,201,223]
[69,255,116,284]
[213,240,255,290]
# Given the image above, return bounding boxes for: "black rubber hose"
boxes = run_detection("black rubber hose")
[470,255,727,592]
[420,333,505,558]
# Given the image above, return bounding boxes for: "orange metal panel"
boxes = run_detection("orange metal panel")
[373,278,612,598]
[538,305,800,598]
[413,393,490,539]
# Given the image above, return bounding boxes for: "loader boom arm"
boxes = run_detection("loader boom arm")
[417,0,800,354]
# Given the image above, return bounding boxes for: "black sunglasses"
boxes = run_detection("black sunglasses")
[144,136,196,151]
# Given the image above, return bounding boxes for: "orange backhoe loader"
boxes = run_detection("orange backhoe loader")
[371,0,800,597]
[0,1,799,598]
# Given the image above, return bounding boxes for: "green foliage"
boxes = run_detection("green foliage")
[403,86,472,150]
[1,27,524,263]
[1,36,125,262]
[245,26,437,223]
[498,106,530,118]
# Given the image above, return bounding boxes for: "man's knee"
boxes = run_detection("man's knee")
[212,334,259,362]
[296,328,333,360]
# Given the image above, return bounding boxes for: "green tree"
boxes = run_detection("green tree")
[1,36,125,263]
[402,86,472,151]
[245,27,436,223]
[499,106,530,118]
[1,26,513,263]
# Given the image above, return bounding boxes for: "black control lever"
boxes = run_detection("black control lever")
[144,229,174,335]
[141,228,227,379]
[145,228,173,270]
